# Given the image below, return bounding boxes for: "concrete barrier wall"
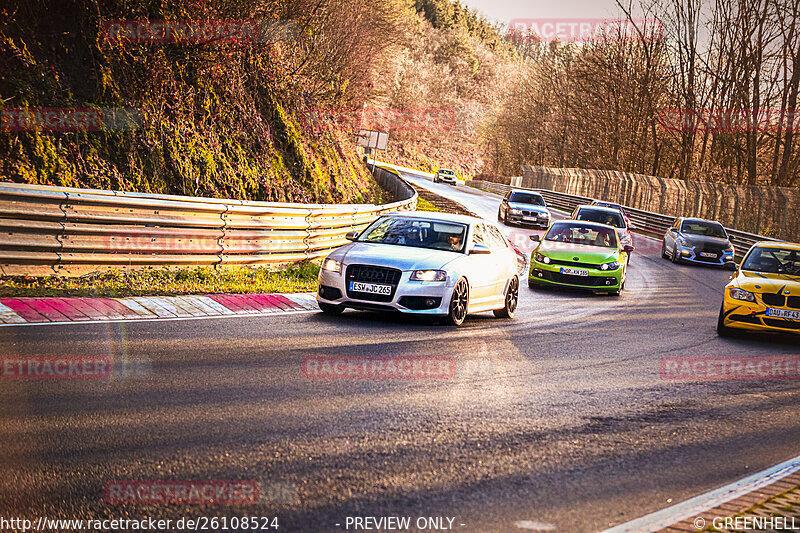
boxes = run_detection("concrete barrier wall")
[511,166,799,242]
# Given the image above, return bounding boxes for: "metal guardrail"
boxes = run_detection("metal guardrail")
[466,180,782,260]
[0,167,417,277]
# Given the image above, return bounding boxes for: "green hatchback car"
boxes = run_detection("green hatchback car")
[528,220,634,295]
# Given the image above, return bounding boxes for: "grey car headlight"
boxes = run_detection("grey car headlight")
[410,270,447,282]
[510,208,522,215]
[322,258,342,273]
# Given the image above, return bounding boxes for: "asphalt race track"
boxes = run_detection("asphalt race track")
[1,174,798,532]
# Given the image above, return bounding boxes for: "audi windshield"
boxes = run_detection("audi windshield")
[358,217,468,252]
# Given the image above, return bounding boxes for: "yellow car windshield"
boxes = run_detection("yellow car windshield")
[742,248,800,275]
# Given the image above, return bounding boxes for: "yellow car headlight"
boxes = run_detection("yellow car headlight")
[729,287,755,302]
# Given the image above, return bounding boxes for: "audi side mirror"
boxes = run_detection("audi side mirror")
[470,243,492,255]
[345,231,359,242]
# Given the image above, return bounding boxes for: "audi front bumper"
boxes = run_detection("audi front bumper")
[317,267,456,315]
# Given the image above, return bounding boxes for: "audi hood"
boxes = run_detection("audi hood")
[330,242,460,271]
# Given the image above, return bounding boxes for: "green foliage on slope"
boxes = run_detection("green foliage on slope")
[0,0,383,203]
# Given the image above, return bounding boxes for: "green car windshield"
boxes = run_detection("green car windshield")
[742,248,800,275]
[545,223,618,249]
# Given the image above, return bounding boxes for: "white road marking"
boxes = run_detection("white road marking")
[601,453,800,533]
[0,301,26,323]
[116,298,158,317]
[283,293,319,310]
[515,521,557,531]
[169,296,212,316]
[183,295,235,315]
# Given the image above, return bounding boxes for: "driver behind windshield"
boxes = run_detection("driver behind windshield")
[447,234,463,251]
[743,248,800,275]
[682,221,726,238]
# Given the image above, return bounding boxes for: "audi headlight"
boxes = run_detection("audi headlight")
[535,253,551,264]
[729,287,755,302]
[600,261,620,271]
[677,237,691,247]
[619,233,632,244]
[725,244,735,254]
[322,258,342,273]
[410,270,447,282]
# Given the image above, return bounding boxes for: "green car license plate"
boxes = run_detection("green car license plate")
[561,267,589,277]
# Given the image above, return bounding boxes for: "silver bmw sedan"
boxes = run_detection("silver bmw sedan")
[316,212,521,325]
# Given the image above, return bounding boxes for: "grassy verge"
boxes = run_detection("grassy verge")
[0,263,320,298]
[416,197,440,212]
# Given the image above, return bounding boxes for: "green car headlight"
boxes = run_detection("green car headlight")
[534,252,551,264]
[600,261,620,271]
[729,287,755,302]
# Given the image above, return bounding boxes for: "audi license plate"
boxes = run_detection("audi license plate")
[700,252,717,258]
[561,267,589,277]
[766,308,800,320]
[350,281,392,295]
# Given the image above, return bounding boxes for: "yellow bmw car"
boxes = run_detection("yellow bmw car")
[718,241,800,337]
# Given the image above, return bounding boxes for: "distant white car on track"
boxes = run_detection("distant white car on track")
[317,212,521,325]
[433,168,458,185]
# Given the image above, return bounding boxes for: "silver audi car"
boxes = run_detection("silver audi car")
[316,212,521,325]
